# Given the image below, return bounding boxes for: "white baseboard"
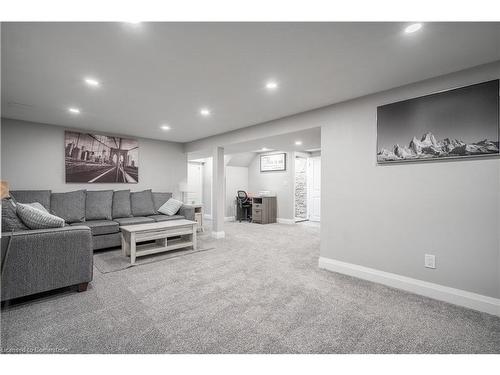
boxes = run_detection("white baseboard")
[277,218,295,225]
[211,231,225,239]
[318,257,500,317]
[204,215,234,222]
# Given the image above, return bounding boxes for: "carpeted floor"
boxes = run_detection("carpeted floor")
[1,221,499,354]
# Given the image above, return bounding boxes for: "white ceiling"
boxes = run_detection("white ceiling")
[226,153,257,167]
[188,127,321,160]
[2,22,499,142]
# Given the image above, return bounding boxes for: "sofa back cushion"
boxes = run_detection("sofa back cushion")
[51,190,86,223]
[152,192,173,212]
[112,190,132,219]
[2,198,28,232]
[17,202,65,230]
[10,190,51,211]
[86,190,113,220]
[130,189,155,216]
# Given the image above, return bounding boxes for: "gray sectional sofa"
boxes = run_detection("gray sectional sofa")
[1,189,194,302]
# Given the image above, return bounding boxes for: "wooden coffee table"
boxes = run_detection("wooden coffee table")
[120,219,197,265]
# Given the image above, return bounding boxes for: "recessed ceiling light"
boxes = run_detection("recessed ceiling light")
[160,124,171,131]
[404,23,422,34]
[68,107,80,114]
[127,21,142,25]
[84,77,100,87]
[200,108,211,116]
[261,147,268,151]
[265,81,278,90]
[295,141,303,146]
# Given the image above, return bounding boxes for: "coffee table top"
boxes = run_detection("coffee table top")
[120,219,197,233]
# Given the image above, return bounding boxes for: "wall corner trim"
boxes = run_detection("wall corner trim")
[318,257,500,317]
[277,218,296,225]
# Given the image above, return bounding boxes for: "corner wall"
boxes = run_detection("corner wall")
[1,118,187,194]
[320,63,500,299]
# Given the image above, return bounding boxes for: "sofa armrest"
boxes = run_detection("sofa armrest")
[178,205,195,221]
[1,226,93,301]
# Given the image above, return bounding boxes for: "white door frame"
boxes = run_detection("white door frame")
[187,161,203,205]
[293,155,309,221]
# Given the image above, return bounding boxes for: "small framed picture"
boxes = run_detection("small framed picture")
[260,153,286,172]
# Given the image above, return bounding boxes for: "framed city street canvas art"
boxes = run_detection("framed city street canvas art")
[65,131,139,183]
[377,79,499,163]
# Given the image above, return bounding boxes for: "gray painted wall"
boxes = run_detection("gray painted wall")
[1,118,187,195]
[186,61,500,298]
[248,151,295,220]
[321,64,500,299]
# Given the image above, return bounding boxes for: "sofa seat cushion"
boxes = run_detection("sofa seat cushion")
[130,190,156,217]
[113,216,155,226]
[92,232,121,250]
[147,214,185,222]
[51,190,86,223]
[71,219,119,236]
[86,190,113,220]
[10,190,51,211]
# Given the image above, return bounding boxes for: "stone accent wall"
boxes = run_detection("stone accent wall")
[295,158,307,219]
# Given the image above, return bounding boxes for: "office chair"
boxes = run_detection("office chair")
[236,190,252,222]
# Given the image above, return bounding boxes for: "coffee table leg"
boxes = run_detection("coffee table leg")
[130,233,136,265]
[121,232,127,256]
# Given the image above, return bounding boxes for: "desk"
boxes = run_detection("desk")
[235,195,277,224]
[251,196,277,224]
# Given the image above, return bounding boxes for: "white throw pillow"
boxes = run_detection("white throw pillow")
[158,198,183,216]
[16,202,65,229]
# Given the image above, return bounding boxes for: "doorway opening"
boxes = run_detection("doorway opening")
[294,156,308,222]
[294,153,321,223]
[187,161,204,205]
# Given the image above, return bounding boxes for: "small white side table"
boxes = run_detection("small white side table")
[184,204,204,232]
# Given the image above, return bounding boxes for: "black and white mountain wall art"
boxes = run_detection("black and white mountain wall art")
[377,80,499,163]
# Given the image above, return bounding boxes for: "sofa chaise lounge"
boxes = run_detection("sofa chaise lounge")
[1,189,194,302]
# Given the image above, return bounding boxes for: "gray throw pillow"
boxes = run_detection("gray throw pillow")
[86,190,113,220]
[112,190,132,219]
[130,189,155,216]
[17,203,65,230]
[152,192,173,212]
[1,198,28,232]
[51,190,86,223]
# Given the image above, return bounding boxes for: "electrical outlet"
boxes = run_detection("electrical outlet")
[424,254,436,269]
